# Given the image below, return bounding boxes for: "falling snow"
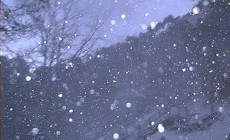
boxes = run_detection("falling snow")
[3,0,230,140]
[31,128,39,136]
[126,102,132,108]
[69,118,73,122]
[192,7,200,15]
[121,14,126,19]
[111,20,116,25]
[157,124,165,133]
[113,133,119,139]
[58,94,63,98]
[25,76,32,81]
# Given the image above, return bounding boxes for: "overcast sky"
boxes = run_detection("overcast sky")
[96,0,198,46]
[4,0,198,52]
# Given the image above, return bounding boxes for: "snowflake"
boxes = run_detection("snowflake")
[31,128,39,136]
[157,124,165,133]
[111,20,116,25]
[113,133,119,139]
[192,7,200,15]
[121,14,126,19]
[25,76,32,81]
[69,118,73,122]
[126,102,132,108]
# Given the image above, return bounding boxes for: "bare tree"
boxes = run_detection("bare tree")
[3,0,105,67]
[1,2,27,41]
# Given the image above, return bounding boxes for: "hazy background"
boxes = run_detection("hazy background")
[4,0,197,51]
